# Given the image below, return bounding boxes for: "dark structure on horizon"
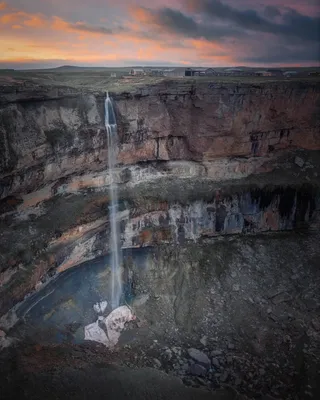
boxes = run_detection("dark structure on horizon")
[185,68,215,76]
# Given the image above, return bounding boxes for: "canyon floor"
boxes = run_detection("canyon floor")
[1,232,320,400]
[0,342,239,400]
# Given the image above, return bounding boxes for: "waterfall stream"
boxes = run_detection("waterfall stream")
[84,93,133,348]
[105,92,122,310]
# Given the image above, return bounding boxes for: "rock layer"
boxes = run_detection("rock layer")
[0,78,320,320]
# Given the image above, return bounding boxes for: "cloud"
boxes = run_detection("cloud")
[130,6,245,40]
[67,22,114,35]
[51,16,114,36]
[279,8,320,41]
[240,44,319,64]
[0,2,6,11]
[0,10,121,36]
[0,12,23,24]
[186,0,320,42]
[24,14,46,28]
[0,0,319,67]
[127,1,320,65]
[0,11,46,28]
[264,6,281,19]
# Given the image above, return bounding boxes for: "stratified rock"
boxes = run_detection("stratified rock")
[0,78,320,329]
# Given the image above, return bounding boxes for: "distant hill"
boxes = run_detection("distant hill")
[52,65,108,71]
[38,65,132,72]
[54,65,82,70]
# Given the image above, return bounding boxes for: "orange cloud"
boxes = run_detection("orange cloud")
[51,16,69,31]
[129,6,153,24]
[0,2,6,11]
[0,12,23,24]
[128,6,167,33]
[51,16,112,37]
[0,2,239,67]
[0,11,46,28]
[189,38,227,54]
[24,14,46,28]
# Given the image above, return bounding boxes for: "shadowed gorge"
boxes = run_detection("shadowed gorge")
[0,76,320,400]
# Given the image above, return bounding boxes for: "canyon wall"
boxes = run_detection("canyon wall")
[0,79,320,321]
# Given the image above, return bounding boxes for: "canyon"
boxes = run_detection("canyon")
[0,76,320,399]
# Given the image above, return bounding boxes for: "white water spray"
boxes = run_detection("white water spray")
[105,92,122,309]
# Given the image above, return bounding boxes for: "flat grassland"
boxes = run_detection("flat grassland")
[0,66,319,93]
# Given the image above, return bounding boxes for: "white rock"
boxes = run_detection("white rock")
[84,321,109,346]
[104,305,135,346]
[84,305,134,348]
[93,300,108,314]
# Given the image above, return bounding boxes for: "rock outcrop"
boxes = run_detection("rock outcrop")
[0,78,320,320]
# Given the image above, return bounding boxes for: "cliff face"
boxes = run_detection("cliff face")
[116,81,320,163]
[1,80,320,196]
[0,79,320,320]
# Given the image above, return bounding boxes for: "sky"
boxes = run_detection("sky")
[0,0,319,69]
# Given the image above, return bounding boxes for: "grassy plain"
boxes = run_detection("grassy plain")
[0,66,319,93]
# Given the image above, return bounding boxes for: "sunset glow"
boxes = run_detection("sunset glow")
[0,0,319,68]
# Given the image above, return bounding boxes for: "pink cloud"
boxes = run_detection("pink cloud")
[0,0,319,67]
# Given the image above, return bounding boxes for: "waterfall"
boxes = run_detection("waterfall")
[84,99,134,345]
[105,92,122,309]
